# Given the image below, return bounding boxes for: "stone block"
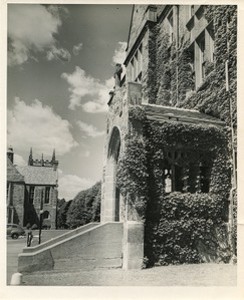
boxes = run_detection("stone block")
[122,221,144,270]
[127,82,142,105]
[18,249,54,273]
[19,222,123,273]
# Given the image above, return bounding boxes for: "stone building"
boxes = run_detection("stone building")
[102,5,237,267]
[7,147,58,229]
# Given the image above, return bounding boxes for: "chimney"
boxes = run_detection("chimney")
[7,146,14,163]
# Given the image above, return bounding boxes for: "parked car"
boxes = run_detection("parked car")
[7,223,26,239]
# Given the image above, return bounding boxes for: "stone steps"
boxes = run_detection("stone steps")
[18,222,123,273]
[53,256,122,271]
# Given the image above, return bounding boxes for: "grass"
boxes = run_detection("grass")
[22,263,236,286]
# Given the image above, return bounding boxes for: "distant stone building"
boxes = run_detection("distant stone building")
[102,5,237,268]
[7,147,58,229]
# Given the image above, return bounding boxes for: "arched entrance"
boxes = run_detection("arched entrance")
[102,127,121,222]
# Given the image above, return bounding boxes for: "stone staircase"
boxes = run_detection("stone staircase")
[18,222,123,273]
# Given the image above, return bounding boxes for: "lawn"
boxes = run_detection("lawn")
[22,263,236,286]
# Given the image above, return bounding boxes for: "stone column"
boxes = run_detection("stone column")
[122,221,144,269]
[101,156,118,222]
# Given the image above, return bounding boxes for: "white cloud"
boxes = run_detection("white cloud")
[14,154,26,167]
[8,4,70,66]
[83,150,90,157]
[47,46,71,62]
[77,121,105,138]
[58,174,94,200]
[58,168,63,176]
[7,97,78,156]
[112,41,127,65]
[72,42,83,56]
[61,67,114,112]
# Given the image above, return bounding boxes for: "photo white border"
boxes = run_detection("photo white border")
[0,0,243,299]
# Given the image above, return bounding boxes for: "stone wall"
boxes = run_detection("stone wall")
[10,183,25,226]
[25,185,57,229]
[18,222,123,273]
[127,5,148,54]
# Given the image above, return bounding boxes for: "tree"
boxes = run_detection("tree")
[66,182,101,228]
[56,199,72,229]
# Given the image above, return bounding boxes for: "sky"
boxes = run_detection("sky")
[7,4,132,200]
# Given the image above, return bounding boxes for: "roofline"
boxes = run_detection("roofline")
[25,183,58,186]
[125,5,135,52]
[124,19,155,66]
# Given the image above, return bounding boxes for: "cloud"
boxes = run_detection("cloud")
[7,97,78,156]
[72,42,83,56]
[8,4,70,66]
[47,46,71,62]
[112,41,127,65]
[61,67,114,112]
[58,174,94,200]
[77,121,105,138]
[14,154,26,167]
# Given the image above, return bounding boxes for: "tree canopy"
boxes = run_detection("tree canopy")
[65,181,101,228]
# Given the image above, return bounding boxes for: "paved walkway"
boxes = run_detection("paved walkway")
[7,230,70,285]
[22,263,237,286]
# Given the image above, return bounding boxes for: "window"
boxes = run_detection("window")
[163,151,184,193]
[195,27,215,88]
[29,186,35,204]
[200,164,210,193]
[134,51,138,78]
[7,183,9,197]
[199,37,206,80]
[137,44,143,83]
[175,165,183,192]
[167,10,174,44]
[131,58,135,81]
[187,43,195,92]
[164,164,184,193]
[206,25,214,62]
[129,43,143,82]
[164,168,172,193]
[43,211,50,219]
[196,33,206,88]
[7,183,13,205]
[44,187,50,204]
[190,5,194,17]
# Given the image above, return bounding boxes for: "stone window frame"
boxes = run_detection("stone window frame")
[163,150,185,194]
[29,186,35,204]
[42,210,50,219]
[163,149,211,194]
[206,22,215,63]
[196,32,206,86]
[189,5,195,18]
[44,186,50,204]
[167,9,174,44]
[129,43,143,83]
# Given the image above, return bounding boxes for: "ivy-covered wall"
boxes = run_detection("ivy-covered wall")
[113,5,237,266]
[147,5,237,126]
[178,6,237,125]
[117,105,231,265]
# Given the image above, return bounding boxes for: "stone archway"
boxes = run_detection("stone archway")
[102,127,121,222]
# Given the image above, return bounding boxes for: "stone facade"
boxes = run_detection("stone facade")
[102,5,237,268]
[6,147,58,229]
[7,150,25,226]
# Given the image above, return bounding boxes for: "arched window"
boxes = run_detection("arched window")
[42,211,50,219]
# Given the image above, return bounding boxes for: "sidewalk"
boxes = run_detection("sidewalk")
[22,263,237,286]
